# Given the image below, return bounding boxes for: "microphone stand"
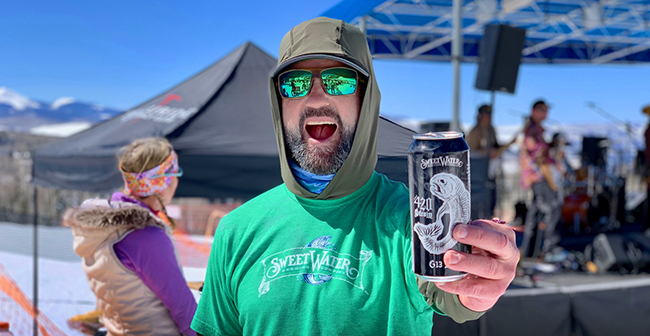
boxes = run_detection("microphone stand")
[585,102,640,228]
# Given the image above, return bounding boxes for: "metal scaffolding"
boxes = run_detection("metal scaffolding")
[325,0,650,64]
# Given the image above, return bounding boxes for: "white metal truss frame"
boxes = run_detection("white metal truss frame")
[346,0,650,63]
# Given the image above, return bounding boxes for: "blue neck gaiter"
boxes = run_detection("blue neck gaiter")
[289,160,335,194]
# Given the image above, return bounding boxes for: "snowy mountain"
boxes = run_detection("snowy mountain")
[0,87,122,134]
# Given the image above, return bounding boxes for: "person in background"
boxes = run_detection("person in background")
[64,137,197,336]
[467,104,516,217]
[467,104,499,157]
[519,100,562,259]
[191,17,519,336]
[643,105,650,228]
[549,132,573,204]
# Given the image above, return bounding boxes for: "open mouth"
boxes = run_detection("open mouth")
[305,121,338,141]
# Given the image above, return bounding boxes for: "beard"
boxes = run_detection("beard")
[284,106,356,175]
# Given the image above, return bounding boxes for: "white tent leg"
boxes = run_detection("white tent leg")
[451,0,463,132]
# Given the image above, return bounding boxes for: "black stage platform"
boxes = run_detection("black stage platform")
[432,270,650,336]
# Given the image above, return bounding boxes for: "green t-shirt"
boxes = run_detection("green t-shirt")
[192,172,447,335]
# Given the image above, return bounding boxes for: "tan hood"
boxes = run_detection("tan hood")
[269,17,381,200]
[63,199,168,258]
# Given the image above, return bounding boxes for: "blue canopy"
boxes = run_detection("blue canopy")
[324,0,650,64]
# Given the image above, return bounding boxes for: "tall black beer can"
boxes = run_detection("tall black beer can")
[409,131,471,282]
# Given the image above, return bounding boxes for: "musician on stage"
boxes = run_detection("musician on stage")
[467,105,499,155]
[467,104,516,217]
[519,100,561,259]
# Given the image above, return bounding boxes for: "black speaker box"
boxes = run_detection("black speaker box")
[581,137,608,167]
[591,233,650,273]
[475,24,526,93]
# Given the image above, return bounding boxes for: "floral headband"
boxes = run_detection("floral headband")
[121,151,182,197]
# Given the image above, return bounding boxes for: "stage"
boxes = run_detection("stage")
[432,268,650,336]
[433,217,650,336]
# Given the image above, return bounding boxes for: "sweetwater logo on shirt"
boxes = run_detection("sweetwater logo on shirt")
[258,236,373,297]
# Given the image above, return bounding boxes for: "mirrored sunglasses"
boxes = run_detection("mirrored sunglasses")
[151,167,183,179]
[277,67,359,99]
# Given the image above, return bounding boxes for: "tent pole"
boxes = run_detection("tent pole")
[32,182,39,336]
[490,90,496,111]
[451,0,463,132]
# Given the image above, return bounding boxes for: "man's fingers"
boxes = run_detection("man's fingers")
[472,219,517,243]
[435,276,509,300]
[452,223,518,260]
[443,250,515,280]
[436,219,520,312]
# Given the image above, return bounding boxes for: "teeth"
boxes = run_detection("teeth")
[306,121,336,126]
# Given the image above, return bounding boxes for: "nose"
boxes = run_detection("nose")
[304,76,331,109]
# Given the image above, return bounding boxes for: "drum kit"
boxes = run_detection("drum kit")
[559,136,635,235]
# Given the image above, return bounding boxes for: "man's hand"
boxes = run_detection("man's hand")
[434,218,519,312]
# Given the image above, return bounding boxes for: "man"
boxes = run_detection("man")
[519,100,561,259]
[467,104,511,218]
[467,104,499,158]
[192,18,518,335]
[467,104,499,217]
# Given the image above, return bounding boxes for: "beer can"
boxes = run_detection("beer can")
[408,131,471,282]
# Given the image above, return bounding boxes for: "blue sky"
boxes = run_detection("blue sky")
[2,0,650,128]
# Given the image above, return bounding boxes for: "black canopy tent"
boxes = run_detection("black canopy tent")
[33,42,415,200]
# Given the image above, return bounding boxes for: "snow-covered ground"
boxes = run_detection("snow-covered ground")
[29,122,92,137]
[0,251,96,335]
[0,222,206,336]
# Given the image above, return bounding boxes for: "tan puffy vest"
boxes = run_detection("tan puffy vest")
[65,199,183,336]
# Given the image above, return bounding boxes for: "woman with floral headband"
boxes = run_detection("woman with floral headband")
[64,137,197,336]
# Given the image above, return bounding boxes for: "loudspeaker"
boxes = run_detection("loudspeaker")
[475,24,526,93]
[581,137,608,167]
[591,233,650,273]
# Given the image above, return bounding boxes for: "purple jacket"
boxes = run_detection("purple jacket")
[111,192,197,336]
